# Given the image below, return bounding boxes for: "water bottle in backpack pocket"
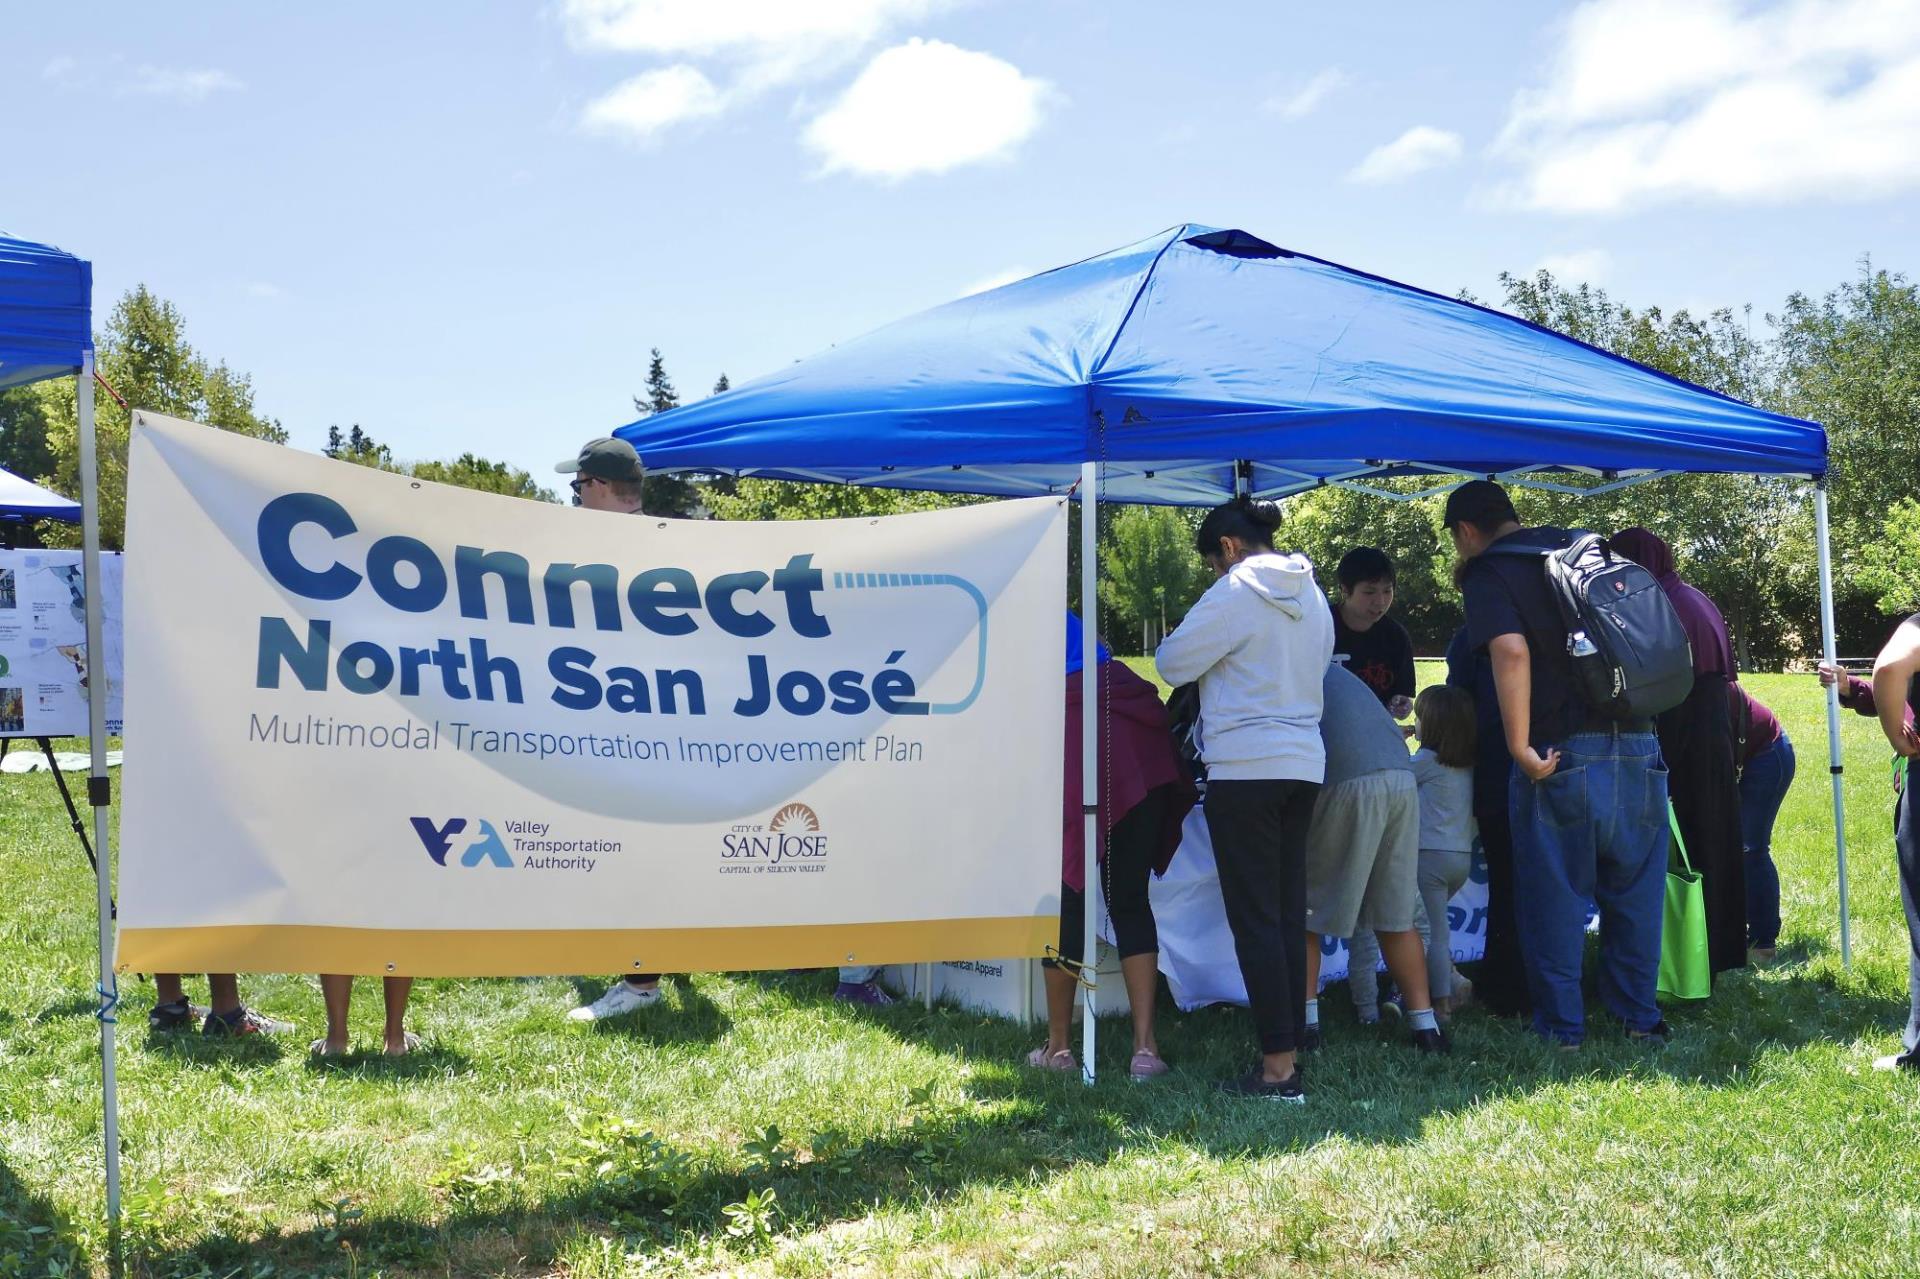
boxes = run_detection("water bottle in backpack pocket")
[1485,531,1694,720]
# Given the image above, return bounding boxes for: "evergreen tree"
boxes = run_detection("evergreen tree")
[713,373,731,394]
[629,347,699,516]
[323,424,392,467]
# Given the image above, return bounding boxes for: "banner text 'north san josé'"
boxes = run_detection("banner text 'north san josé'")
[253,491,939,721]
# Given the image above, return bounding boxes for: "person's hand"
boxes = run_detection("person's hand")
[1894,722,1920,759]
[1388,694,1414,720]
[1516,744,1561,782]
[1817,660,1842,689]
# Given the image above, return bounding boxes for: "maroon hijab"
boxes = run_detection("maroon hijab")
[1608,527,1735,679]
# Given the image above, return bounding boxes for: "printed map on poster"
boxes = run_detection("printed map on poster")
[0,550,124,738]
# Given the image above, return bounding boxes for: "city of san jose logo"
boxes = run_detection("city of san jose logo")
[410,817,514,868]
[721,802,829,870]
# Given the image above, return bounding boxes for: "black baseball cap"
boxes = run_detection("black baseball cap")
[1441,479,1518,531]
[556,437,645,483]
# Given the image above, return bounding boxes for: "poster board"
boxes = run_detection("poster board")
[0,549,124,739]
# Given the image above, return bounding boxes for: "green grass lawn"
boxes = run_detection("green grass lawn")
[4,670,1919,1277]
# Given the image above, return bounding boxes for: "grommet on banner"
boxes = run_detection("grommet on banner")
[385,962,396,973]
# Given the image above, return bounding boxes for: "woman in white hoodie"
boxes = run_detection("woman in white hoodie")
[1156,498,1333,1103]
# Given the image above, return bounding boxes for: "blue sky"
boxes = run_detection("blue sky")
[5,0,1916,483]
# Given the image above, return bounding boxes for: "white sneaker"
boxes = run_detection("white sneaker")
[567,981,661,1022]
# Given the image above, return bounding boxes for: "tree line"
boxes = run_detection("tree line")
[2,263,1915,667]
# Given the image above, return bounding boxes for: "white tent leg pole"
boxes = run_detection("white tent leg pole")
[1079,462,1099,1084]
[1815,483,1851,968]
[77,354,122,1226]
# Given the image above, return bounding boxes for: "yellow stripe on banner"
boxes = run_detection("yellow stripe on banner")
[115,916,1058,978]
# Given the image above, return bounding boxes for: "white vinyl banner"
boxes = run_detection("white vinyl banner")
[117,412,1064,976]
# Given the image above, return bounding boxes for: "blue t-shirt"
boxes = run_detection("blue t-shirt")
[1320,664,1414,787]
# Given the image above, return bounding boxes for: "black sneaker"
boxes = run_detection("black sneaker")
[1626,1019,1670,1047]
[201,1006,294,1038]
[149,999,199,1032]
[1297,1024,1322,1053]
[1873,1047,1920,1073]
[1411,1026,1452,1055]
[1217,1067,1306,1103]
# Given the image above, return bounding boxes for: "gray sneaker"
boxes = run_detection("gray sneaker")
[201,1006,293,1038]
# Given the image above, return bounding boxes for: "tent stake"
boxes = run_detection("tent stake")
[1814,482,1851,968]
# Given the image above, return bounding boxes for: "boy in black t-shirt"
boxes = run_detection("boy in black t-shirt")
[1331,547,1416,721]
[1447,480,1669,1049]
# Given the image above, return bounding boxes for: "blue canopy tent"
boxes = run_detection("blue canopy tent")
[0,234,92,392]
[0,466,82,523]
[616,223,1849,1079]
[0,233,119,1205]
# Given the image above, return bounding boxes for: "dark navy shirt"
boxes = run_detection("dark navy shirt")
[1459,527,1584,751]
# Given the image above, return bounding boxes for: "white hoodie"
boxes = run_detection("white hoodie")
[1155,551,1333,782]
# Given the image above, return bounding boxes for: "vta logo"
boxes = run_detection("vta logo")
[410,817,514,868]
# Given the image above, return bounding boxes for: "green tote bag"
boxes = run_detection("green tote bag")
[1657,802,1711,1001]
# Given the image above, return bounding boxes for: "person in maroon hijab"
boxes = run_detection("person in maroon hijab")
[1608,528,1748,975]
[1032,612,1196,1080]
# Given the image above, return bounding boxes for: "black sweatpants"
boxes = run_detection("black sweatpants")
[1048,784,1172,967]
[1204,777,1319,1055]
[1471,803,1531,1018]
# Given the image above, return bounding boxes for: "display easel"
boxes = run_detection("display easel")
[0,735,112,916]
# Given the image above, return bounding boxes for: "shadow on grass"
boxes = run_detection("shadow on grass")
[33,992,98,1023]
[302,1043,474,1078]
[102,958,1915,1277]
[0,1153,88,1275]
[142,1026,289,1067]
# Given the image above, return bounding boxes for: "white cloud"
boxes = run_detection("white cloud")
[803,39,1050,179]
[1496,0,1920,213]
[561,0,945,89]
[244,282,286,300]
[42,56,78,82]
[1348,125,1464,184]
[563,0,938,56]
[1264,67,1346,120]
[582,65,726,139]
[562,0,977,145]
[124,66,243,100]
[1531,248,1613,284]
[958,266,1034,297]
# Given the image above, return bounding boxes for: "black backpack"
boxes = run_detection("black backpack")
[1484,531,1694,720]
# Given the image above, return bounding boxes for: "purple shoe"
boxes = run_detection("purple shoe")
[833,980,894,1007]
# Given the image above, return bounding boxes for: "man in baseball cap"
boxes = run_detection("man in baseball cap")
[557,437,646,513]
[1439,479,1520,534]
[559,433,661,1021]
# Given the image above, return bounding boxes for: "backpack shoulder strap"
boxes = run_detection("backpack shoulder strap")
[1479,540,1546,559]
[1479,529,1584,560]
